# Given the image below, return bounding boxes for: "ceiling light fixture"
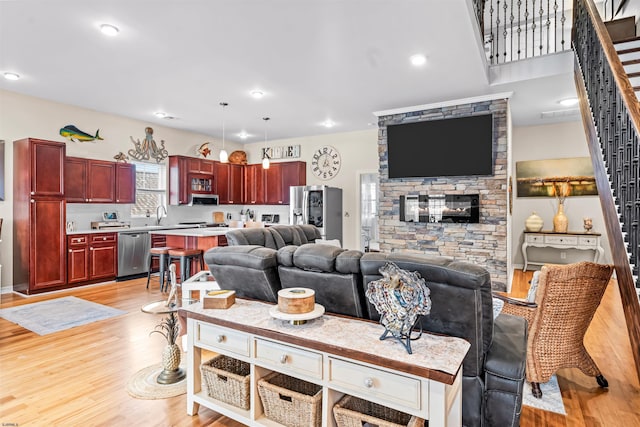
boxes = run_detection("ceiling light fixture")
[154,111,167,118]
[100,24,120,36]
[219,102,229,163]
[410,53,427,67]
[238,131,249,140]
[3,72,20,81]
[262,117,270,169]
[251,90,264,99]
[559,97,579,107]
[322,119,335,128]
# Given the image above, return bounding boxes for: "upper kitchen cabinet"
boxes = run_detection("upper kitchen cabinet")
[264,161,306,205]
[245,164,265,205]
[215,162,244,204]
[188,158,214,175]
[115,162,136,203]
[169,155,215,205]
[15,138,65,197]
[264,163,283,205]
[65,157,134,203]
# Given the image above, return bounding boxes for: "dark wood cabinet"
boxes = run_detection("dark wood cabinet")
[67,233,117,284]
[189,158,214,175]
[65,157,133,203]
[264,163,283,205]
[215,162,244,204]
[245,164,265,205]
[13,138,66,294]
[67,235,90,284]
[280,161,306,205]
[169,155,215,205]
[115,163,136,203]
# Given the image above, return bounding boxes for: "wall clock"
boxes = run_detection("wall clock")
[311,145,341,180]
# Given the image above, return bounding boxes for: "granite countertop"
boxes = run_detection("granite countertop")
[181,299,470,379]
[149,227,242,237]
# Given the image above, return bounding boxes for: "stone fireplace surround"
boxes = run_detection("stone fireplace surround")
[376,97,509,290]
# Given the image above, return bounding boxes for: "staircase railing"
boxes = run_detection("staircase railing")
[572,0,640,381]
[474,0,571,64]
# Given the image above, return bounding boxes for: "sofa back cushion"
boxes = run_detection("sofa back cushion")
[226,228,277,249]
[360,252,493,378]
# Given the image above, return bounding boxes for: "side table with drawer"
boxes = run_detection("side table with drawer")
[522,230,605,271]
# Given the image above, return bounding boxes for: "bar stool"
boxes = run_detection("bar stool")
[147,246,176,291]
[168,248,204,284]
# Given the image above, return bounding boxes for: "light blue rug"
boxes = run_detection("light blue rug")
[523,375,566,415]
[0,296,126,335]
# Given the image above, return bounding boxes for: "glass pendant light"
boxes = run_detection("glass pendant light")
[219,102,229,163]
[262,117,270,169]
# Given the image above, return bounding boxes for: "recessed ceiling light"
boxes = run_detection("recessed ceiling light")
[238,131,250,139]
[154,111,167,118]
[250,90,264,99]
[3,72,20,81]
[322,120,336,128]
[559,97,579,107]
[100,24,119,36]
[410,54,427,67]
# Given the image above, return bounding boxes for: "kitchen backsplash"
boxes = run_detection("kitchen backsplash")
[66,203,290,231]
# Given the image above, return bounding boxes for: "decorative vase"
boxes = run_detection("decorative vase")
[525,212,544,232]
[553,202,569,233]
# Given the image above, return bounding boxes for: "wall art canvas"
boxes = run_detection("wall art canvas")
[516,157,598,197]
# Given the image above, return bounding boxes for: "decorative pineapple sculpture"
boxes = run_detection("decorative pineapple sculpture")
[150,311,182,376]
[162,343,181,371]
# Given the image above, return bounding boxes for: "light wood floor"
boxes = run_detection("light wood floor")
[0,272,638,426]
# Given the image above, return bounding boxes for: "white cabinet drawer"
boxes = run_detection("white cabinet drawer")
[197,323,250,357]
[255,339,323,379]
[544,235,578,245]
[579,237,598,247]
[526,234,544,244]
[328,357,421,410]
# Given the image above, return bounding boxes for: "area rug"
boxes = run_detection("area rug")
[0,296,126,335]
[127,363,186,399]
[522,375,567,415]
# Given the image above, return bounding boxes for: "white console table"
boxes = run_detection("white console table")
[522,230,605,271]
[180,299,469,427]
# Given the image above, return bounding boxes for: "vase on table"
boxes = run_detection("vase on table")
[525,212,544,232]
[553,202,569,233]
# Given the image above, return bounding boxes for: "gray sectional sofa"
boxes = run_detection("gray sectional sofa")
[203,225,527,427]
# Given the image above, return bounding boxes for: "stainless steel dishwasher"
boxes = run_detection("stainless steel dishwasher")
[117,231,150,279]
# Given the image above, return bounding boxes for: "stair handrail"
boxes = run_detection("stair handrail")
[573,0,640,133]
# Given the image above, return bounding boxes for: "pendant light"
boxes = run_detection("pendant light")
[262,117,270,169]
[219,102,229,163]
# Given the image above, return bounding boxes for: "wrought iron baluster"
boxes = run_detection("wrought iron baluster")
[561,0,566,50]
[496,0,502,63]
[503,0,509,61]
[532,0,537,56]
[539,0,544,55]
[490,0,495,64]
[510,0,515,62]
[517,0,522,59]
[525,0,529,58]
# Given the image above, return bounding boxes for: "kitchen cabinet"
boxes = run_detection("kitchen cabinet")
[66,233,118,284]
[169,155,215,205]
[264,163,283,204]
[244,164,265,204]
[65,157,133,203]
[115,162,136,203]
[280,161,306,205]
[13,138,67,294]
[215,162,244,204]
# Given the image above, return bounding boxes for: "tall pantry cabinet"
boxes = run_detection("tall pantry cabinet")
[13,138,67,294]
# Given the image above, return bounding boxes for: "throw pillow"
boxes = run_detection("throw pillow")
[527,270,541,303]
[315,238,342,248]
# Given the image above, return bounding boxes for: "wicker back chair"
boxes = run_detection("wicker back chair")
[498,261,614,398]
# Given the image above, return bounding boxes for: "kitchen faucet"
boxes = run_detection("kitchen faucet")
[156,205,167,226]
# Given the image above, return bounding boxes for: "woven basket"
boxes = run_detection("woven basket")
[257,371,322,427]
[333,395,424,427]
[201,355,250,410]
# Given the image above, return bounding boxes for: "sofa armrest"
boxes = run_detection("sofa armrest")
[484,313,527,427]
[277,245,298,267]
[493,291,537,308]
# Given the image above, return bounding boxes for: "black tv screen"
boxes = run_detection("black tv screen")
[387,114,494,179]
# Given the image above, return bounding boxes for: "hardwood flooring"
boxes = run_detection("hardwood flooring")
[0,272,638,426]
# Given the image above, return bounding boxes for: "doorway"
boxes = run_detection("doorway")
[359,173,379,251]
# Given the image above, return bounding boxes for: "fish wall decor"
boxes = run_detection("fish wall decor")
[197,142,211,158]
[59,125,103,142]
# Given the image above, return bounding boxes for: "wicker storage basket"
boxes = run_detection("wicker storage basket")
[200,355,250,410]
[333,395,424,427]
[257,371,322,427]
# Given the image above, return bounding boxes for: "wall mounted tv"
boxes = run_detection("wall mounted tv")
[387,114,494,179]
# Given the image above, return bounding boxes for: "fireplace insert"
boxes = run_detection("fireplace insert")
[400,194,479,223]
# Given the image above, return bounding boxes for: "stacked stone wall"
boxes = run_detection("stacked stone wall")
[378,99,508,289]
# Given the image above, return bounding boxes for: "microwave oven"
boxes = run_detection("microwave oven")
[189,194,219,206]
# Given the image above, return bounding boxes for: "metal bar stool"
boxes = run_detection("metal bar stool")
[167,248,204,284]
[147,246,176,291]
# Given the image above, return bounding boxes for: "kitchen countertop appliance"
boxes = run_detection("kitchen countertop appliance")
[117,231,150,280]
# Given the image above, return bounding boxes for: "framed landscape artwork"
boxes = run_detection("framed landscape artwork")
[516,157,598,197]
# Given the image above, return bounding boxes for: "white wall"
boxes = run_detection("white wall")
[243,129,380,249]
[511,121,611,267]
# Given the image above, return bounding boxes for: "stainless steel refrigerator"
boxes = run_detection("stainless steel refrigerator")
[290,185,343,242]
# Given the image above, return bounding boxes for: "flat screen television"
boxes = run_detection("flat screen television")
[387,114,494,179]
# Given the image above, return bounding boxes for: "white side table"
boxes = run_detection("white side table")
[522,230,604,271]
